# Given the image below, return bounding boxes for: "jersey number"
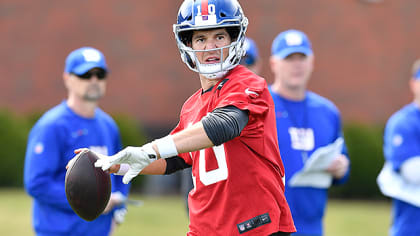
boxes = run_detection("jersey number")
[198,144,228,186]
[197,4,216,16]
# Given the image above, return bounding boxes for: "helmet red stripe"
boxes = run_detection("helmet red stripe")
[201,0,208,16]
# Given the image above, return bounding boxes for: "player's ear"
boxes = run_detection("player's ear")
[308,54,315,71]
[63,72,71,89]
[269,56,277,73]
[409,78,416,94]
[309,54,315,65]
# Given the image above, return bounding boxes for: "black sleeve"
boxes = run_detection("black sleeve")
[201,105,249,146]
[164,156,191,175]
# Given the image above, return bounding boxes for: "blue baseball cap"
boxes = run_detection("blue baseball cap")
[271,29,313,59]
[64,47,108,75]
[240,37,259,66]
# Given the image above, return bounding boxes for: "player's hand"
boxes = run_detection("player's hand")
[67,148,120,173]
[94,143,157,184]
[326,154,349,179]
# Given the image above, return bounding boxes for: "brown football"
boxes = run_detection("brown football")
[65,150,111,221]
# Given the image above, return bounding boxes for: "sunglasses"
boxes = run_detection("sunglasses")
[73,70,107,80]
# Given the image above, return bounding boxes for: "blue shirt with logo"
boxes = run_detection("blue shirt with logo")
[383,102,420,236]
[24,101,130,236]
[269,88,349,236]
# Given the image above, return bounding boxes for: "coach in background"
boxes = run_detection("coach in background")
[24,47,130,236]
[377,59,420,236]
[268,29,350,236]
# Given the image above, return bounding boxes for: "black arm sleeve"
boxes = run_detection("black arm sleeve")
[201,105,249,146]
[164,156,191,175]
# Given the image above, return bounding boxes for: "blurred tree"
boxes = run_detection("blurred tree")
[0,109,31,187]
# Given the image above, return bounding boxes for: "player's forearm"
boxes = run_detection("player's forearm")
[152,106,247,158]
[106,112,240,179]
[171,121,214,154]
[139,158,167,175]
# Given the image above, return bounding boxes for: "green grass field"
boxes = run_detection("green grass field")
[0,188,390,236]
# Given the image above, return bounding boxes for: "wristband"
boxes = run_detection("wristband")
[116,164,130,175]
[154,135,178,159]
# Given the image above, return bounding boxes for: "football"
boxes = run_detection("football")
[65,149,111,221]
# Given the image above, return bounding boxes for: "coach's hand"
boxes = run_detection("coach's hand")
[103,191,125,214]
[113,208,128,225]
[326,154,349,179]
[94,144,157,184]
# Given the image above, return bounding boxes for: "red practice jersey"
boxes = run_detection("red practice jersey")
[172,65,295,235]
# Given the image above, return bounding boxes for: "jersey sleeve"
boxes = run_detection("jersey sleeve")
[24,122,73,212]
[214,77,273,143]
[215,77,269,117]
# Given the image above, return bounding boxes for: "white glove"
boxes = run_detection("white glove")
[94,143,157,184]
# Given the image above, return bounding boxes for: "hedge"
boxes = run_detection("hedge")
[0,109,149,190]
[330,122,386,199]
[0,109,31,187]
[0,109,389,199]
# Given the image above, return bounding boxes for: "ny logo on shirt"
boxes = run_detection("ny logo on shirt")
[288,127,314,151]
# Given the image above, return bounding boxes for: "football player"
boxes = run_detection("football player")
[180,35,262,215]
[89,0,296,235]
